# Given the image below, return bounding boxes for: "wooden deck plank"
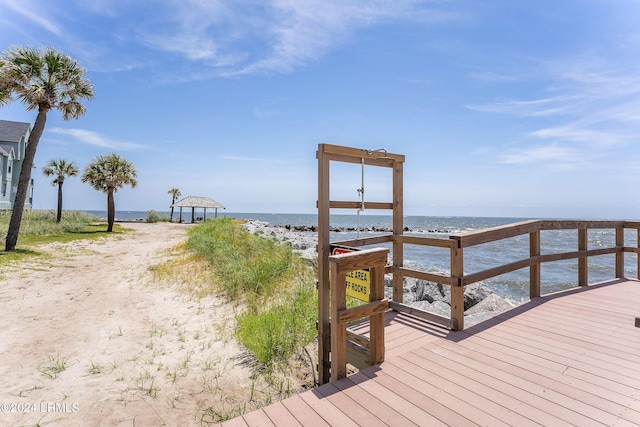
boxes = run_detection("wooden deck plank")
[331,372,420,426]
[391,354,543,427]
[436,333,640,426]
[220,414,249,427]
[361,366,479,427]
[297,390,360,427]
[279,395,330,426]
[261,401,302,427]
[220,279,640,426]
[406,345,575,426]
[480,326,640,394]
[241,409,274,427]
[450,333,640,422]
[381,360,514,427]
[345,371,448,427]
[488,310,640,365]
[313,382,388,426]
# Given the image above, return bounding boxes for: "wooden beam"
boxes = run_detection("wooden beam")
[319,143,405,164]
[393,266,455,287]
[336,299,389,324]
[389,301,455,329]
[332,235,393,248]
[397,235,456,248]
[329,201,394,210]
[328,248,389,275]
[316,144,331,385]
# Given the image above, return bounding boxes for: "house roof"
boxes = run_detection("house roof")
[0,120,30,143]
[172,196,225,209]
[0,143,15,157]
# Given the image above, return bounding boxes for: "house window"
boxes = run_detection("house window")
[7,164,11,173]
[2,183,6,197]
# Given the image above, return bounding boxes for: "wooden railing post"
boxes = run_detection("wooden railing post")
[616,227,624,278]
[450,239,464,331]
[530,230,541,298]
[578,228,588,286]
[329,261,347,381]
[369,262,386,365]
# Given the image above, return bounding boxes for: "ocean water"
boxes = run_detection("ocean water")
[92,210,638,302]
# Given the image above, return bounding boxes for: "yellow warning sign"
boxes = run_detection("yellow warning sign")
[332,246,370,302]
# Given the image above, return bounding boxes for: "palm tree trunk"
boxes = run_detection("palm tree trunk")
[56,181,64,223]
[107,188,115,232]
[170,196,175,222]
[5,108,48,251]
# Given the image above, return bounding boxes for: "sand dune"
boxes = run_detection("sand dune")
[0,222,260,426]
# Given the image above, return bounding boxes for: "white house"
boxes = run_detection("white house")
[0,120,34,210]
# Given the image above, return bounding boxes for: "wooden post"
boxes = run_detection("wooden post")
[392,160,404,303]
[616,227,624,278]
[530,230,541,298]
[369,262,385,365]
[450,239,464,331]
[329,261,347,382]
[578,228,588,286]
[317,145,331,385]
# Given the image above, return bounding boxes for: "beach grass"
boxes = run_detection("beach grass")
[184,218,318,368]
[0,210,126,259]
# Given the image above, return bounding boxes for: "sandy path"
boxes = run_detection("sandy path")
[0,222,254,426]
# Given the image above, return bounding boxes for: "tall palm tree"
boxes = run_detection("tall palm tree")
[81,153,137,232]
[42,159,80,223]
[0,46,94,251]
[168,188,181,222]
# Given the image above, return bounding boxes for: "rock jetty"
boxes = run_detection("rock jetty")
[243,220,518,326]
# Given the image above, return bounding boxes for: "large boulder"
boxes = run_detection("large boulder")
[464,293,514,315]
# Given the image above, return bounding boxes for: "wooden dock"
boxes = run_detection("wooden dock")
[221,278,640,426]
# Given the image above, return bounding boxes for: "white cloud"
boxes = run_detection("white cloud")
[498,144,576,165]
[2,0,62,35]
[49,128,150,151]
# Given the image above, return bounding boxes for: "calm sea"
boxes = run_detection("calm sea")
[89,210,638,302]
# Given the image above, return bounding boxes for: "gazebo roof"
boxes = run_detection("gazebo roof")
[172,196,225,209]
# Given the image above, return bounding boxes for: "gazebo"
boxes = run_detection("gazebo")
[172,196,225,223]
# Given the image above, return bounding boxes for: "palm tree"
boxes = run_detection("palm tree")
[0,46,94,251]
[81,153,137,232]
[168,188,181,222]
[42,159,80,223]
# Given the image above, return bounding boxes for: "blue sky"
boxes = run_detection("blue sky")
[1,0,640,219]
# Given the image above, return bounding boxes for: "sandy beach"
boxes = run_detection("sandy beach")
[0,222,268,426]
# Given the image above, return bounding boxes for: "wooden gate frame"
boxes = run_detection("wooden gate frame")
[317,143,405,385]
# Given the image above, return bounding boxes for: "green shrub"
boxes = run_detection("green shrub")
[236,281,317,365]
[146,210,168,223]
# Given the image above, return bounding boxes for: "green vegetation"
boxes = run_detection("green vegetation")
[236,282,317,365]
[185,218,317,367]
[0,210,122,260]
[81,153,137,232]
[186,218,295,300]
[146,210,169,223]
[0,46,94,251]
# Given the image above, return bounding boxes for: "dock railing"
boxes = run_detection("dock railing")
[333,220,640,331]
